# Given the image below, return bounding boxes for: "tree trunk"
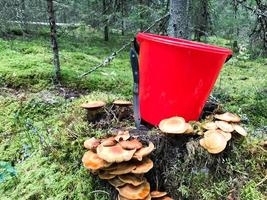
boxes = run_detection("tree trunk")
[193,0,209,41]
[21,0,28,32]
[103,0,109,41]
[47,0,61,83]
[139,0,143,31]
[168,0,189,39]
[121,0,125,35]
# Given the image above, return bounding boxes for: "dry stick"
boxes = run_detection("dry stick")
[79,13,170,78]
[256,175,267,187]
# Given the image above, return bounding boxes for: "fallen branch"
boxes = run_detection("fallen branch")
[256,175,267,187]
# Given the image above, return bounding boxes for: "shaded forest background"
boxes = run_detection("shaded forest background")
[0,0,266,55]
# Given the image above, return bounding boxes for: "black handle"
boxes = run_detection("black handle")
[130,39,141,129]
[225,54,232,63]
[130,48,139,86]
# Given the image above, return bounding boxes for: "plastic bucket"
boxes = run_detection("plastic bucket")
[136,33,232,126]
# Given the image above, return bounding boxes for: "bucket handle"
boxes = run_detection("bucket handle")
[130,38,141,129]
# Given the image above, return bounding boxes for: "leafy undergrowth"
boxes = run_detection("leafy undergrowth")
[0,30,266,199]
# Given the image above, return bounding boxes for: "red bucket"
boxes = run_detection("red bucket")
[136,33,232,126]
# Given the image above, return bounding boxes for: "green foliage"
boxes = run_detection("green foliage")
[240,181,264,200]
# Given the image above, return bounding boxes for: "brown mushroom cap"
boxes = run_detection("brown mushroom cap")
[84,137,100,150]
[117,180,150,200]
[215,121,234,132]
[202,130,227,154]
[108,162,137,175]
[132,158,153,174]
[159,116,188,134]
[118,194,151,200]
[80,100,106,110]
[109,177,126,187]
[202,121,217,130]
[118,174,144,186]
[214,112,241,122]
[113,100,132,106]
[185,123,194,134]
[199,138,207,149]
[150,191,167,198]
[98,170,116,180]
[97,143,136,163]
[115,130,131,142]
[216,129,232,141]
[82,150,111,170]
[119,139,143,150]
[133,142,155,161]
[101,136,117,147]
[232,124,247,136]
[159,196,174,200]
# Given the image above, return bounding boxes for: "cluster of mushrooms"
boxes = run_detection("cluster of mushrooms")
[82,130,173,200]
[80,100,132,122]
[159,112,247,154]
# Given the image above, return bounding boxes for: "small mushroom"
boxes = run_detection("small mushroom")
[98,170,116,180]
[113,100,132,121]
[159,196,174,200]
[109,177,126,187]
[115,130,131,142]
[118,174,144,186]
[202,121,217,130]
[82,150,111,170]
[132,158,153,174]
[214,112,241,122]
[117,180,150,200]
[232,124,247,136]
[113,100,132,106]
[97,143,136,163]
[118,194,151,200]
[216,129,232,141]
[84,137,100,150]
[215,121,234,132]
[133,142,155,161]
[201,130,228,154]
[108,162,137,175]
[150,191,167,198]
[101,136,117,147]
[119,139,143,150]
[80,100,106,122]
[185,123,194,134]
[159,116,188,134]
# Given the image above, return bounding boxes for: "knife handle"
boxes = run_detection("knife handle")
[130,48,139,87]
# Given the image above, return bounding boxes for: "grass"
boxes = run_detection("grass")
[0,28,266,199]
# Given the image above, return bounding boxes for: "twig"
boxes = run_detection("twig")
[79,13,170,78]
[256,175,267,187]
[88,190,110,195]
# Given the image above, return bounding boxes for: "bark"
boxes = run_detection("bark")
[139,0,143,31]
[193,0,209,41]
[168,0,190,39]
[103,0,109,41]
[47,0,61,83]
[121,0,125,35]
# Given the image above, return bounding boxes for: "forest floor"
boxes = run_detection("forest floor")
[0,28,266,200]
